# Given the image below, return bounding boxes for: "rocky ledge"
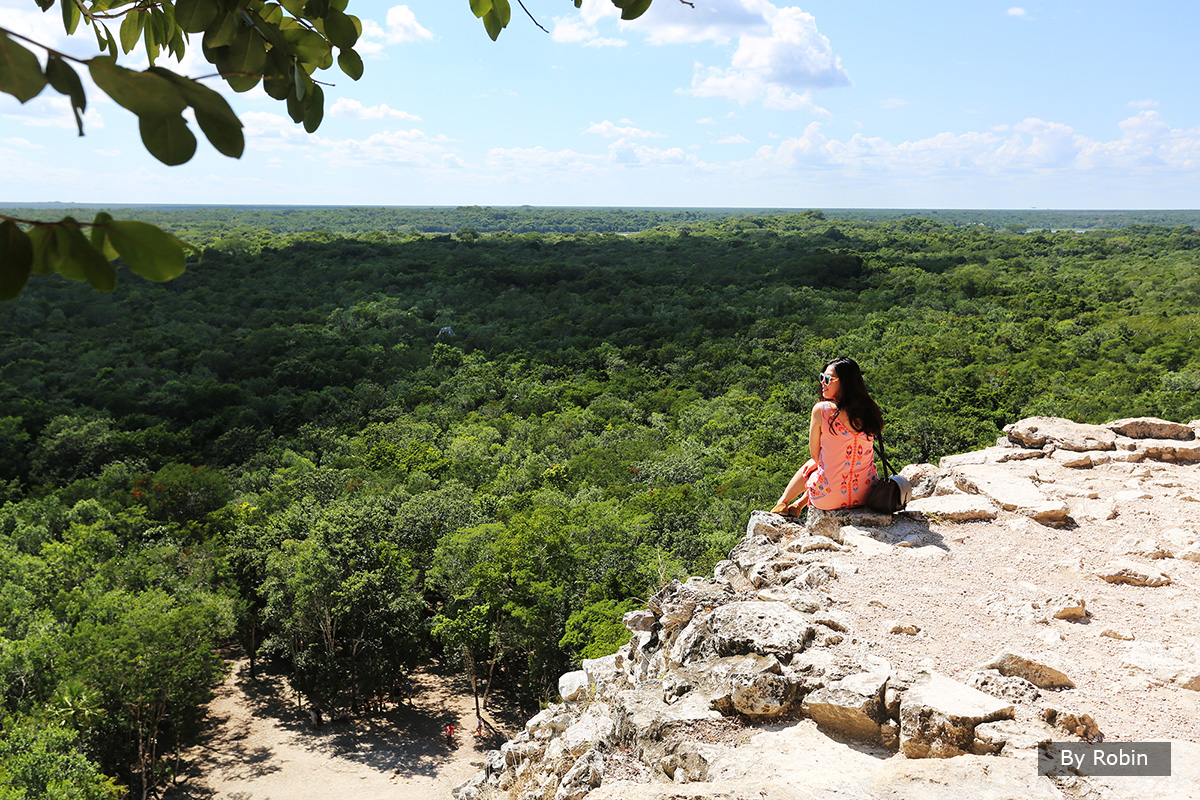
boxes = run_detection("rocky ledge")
[455,417,1200,800]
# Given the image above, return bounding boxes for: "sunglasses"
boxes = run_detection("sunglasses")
[819,373,837,386]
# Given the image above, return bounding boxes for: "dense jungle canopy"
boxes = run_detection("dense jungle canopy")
[1,207,1198,797]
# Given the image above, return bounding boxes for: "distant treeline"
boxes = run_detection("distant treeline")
[5,204,1199,239]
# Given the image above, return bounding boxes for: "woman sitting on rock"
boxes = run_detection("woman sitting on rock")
[771,357,883,521]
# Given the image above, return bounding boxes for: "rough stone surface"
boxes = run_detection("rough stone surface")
[800,655,889,743]
[1004,416,1117,451]
[558,670,588,702]
[1136,438,1200,462]
[669,602,814,667]
[906,493,998,521]
[977,652,1075,689]
[1108,417,1196,440]
[899,672,1015,758]
[1099,559,1172,586]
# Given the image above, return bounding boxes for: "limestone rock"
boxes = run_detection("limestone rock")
[559,670,588,702]
[1100,628,1134,641]
[712,560,754,593]
[899,671,1015,758]
[782,562,836,589]
[1099,559,1172,587]
[976,652,1075,689]
[885,619,921,635]
[728,534,779,575]
[872,755,1062,799]
[800,655,890,744]
[1042,593,1087,621]
[951,463,1069,523]
[553,749,603,800]
[669,602,814,667]
[623,609,655,632]
[900,462,945,499]
[730,670,801,718]
[650,577,737,634]
[906,493,998,522]
[967,670,1041,703]
[1135,438,1200,462]
[754,586,824,613]
[1004,416,1117,451]
[1111,534,1169,560]
[1107,416,1196,440]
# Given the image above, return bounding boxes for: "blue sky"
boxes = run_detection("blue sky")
[3,0,1199,208]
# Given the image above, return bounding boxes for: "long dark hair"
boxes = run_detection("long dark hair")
[824,357,884,437]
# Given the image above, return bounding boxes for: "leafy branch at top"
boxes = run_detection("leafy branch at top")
[0,0,677,299]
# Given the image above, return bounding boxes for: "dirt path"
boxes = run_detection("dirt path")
[165,659,519,800]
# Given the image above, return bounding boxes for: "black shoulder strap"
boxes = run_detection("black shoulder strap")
[874,433,896,478]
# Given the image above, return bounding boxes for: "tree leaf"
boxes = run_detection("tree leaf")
[148,67,244,158]
[88,56,187,117]
[46,55,87,136]
[62,224,118,291]
[52,223,86,281]
[0,32,48,103]
[90,211,118,260]
[337,47,362,81]
[174,0,219,34]
[283,27,334,70]
[215,25,267,92]
[139,113,198,165]
[25,225,59,275]
[470,0,492,18]
[0,221,33,301]
[203,10,238,49]
[105,220,188,282]
[119,10,144,53]
[322,8,359,49]
[61,0,82,35]
[482,0,511,40]
[619,0,653,20]
[302,82,323,133]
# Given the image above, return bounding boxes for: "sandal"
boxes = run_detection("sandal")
[770,501,790,515]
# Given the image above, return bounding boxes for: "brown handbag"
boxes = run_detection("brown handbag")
[866,435,912,513]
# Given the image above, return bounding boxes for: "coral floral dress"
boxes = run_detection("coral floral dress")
[805,401,878,510]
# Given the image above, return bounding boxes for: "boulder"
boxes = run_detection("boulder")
[559,670,588,702]
[649,577,737,634]
[754,585,824,613]
[906,494,998,522]
[712,560,754,593]
[1107,417,1196,440]
[623,609,655,632]
[899,671,1015,758]
[900,462,945,499]
[1098,559,1172,587]
[976,652,1075,689]
[669,602,814,666]
[558,706,616,756]
[730,670,802,718]
[800,655,890,744]
[1003,416,1117,451]
[966,669,1041,703]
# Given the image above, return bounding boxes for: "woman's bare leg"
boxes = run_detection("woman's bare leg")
[771,465,810,513]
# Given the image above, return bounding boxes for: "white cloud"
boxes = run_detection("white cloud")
[744,111,1200,183]
[696,117,715,125]
[359,5,433,54]
[550,15,627,47]
[682,4,848,111]
[714,134,751,145]
[1007,7,1030,19]
[329,98,421,121]
[584,120,666,138]
[609,138,690,167]
[557,1,848,112]
[881,98,908,109]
